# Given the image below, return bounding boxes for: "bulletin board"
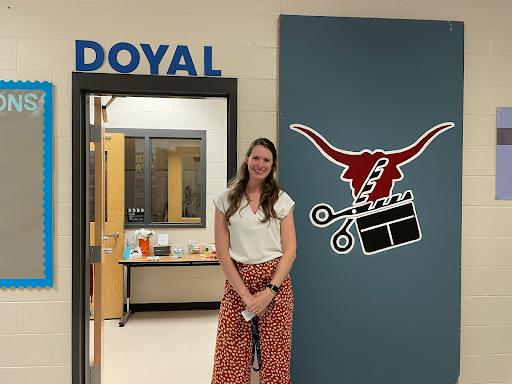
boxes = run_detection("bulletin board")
[0,81,53,288]
[279,16,463,384]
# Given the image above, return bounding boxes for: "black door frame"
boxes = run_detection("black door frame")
[71,72,237,384]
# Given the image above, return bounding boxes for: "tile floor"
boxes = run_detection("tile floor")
[91,310,259,384]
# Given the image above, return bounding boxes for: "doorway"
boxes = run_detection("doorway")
[72,72,237,384]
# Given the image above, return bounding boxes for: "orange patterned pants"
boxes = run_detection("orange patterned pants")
[211,258,294,384]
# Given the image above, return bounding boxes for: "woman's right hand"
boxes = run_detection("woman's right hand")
[243,290,273,315]
[215,206,254,305]
[242,293,260,314]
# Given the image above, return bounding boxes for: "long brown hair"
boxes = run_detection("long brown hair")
[224,138,282,224]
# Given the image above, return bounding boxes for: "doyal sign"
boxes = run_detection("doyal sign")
[76,40,221,76]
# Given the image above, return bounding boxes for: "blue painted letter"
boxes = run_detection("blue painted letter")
[76,40,104,71]
[141,44,169,75]
[108,42,140,74]
[8,94,23,112]
[24,93,38,111]
[204,46,221,77]
[167,45,197,76]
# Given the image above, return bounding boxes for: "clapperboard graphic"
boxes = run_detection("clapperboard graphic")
[354,190,420,254]
[293,122,453,255]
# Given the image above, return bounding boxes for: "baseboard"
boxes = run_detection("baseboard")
[124,301,221,312]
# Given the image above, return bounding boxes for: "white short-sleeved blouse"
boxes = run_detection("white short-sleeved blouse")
[213,189,295,265]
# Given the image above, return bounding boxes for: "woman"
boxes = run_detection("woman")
[211,138,296,384]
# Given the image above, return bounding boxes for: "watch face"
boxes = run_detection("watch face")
[269,284,279,293]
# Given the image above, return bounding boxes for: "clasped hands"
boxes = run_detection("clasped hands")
[244,288,275,316]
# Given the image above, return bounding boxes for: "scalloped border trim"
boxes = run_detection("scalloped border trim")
[0,80,53,289]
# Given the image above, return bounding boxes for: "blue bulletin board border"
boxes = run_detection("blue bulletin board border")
[0,80,53,288]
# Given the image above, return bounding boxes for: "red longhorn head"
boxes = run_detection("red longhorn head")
[290,122,454,202]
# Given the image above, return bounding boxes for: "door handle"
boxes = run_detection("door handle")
[102,232,119,240]
[102,248,113,254]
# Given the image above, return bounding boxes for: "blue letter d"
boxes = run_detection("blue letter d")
[76,40,104,71]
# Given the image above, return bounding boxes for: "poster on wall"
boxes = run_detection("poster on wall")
[0,81,53,288]
[279,16,463,384]
[496,107,512,199]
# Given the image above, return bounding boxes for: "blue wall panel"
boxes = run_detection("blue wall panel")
[279,16,463,384]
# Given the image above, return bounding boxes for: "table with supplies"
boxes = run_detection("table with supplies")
[118,254,219,326]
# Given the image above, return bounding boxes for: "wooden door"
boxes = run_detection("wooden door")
[90,133,125,319]
[103,132,125,319]
[89,99,125,384]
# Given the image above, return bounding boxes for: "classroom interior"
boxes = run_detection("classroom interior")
[87,93,231,384]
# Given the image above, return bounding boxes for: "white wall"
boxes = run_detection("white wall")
[0,1,511,383]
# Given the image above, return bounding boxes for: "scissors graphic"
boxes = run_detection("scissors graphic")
[309,158,389,253]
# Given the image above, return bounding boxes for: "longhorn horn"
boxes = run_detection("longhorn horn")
[290,124,359,167]
[387,122,455,166]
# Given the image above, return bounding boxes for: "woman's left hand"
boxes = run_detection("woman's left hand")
[247,288,274,315]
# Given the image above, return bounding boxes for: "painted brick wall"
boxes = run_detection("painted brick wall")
[0,1,511,383]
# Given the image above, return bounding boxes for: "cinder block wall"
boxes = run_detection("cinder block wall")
[1,1,511,383]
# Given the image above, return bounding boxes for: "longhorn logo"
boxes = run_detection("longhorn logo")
[290,122,454,255]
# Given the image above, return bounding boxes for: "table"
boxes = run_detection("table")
[118,254,220,327]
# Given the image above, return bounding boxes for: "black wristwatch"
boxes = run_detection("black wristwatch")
[268,284,279,294]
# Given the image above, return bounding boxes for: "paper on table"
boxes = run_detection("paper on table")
[158,234,168,245]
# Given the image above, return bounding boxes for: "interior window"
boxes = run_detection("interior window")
[151,138,202,223]
[107,128,206,228]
